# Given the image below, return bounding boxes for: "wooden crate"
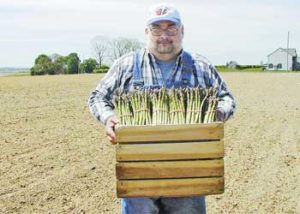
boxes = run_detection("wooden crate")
[115,122,224,198]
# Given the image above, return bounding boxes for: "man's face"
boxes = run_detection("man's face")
[145,21,183,57]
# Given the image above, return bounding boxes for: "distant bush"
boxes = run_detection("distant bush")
[93,64,110,73]
[215,65,227,69]
[100,64,110,69]
[236,65,263,70]
[93,68,109,73]
[216,65,264,72]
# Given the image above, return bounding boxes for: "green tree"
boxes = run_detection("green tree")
[31,64,45,75]
[80,58,97,73]
[53,56,68,74]
[31,54,54,75]
[34,54,51,65]
[66,53,80,74]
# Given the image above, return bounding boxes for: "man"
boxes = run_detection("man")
[88,3,236,214]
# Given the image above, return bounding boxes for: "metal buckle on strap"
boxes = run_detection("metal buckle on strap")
[133,80,144,90]
[182,78,189,85]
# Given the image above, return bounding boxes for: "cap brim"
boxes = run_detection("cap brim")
[147,17,180,26]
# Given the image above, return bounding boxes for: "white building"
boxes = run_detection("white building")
[267,48,298,71]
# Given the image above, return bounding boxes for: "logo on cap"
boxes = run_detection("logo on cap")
[155,7,168,16]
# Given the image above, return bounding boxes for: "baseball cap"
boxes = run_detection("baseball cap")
[146,3,181,26]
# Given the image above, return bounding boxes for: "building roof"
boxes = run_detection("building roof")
[267,48,297,57]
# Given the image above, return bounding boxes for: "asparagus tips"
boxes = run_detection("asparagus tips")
[113,87,220,126]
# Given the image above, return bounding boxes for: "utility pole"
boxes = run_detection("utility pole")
[287,31,290,71]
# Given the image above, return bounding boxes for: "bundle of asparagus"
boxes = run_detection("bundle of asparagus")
[203,88,218,124]
[114,95,133,125]
[185,87,203,124]
[130,89,151,125]
[169,88,185,125]
[113,87,219,126]
[152,88,169,125]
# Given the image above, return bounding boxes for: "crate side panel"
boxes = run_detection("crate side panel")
[116,141,224,161]
[117,177,224,198]
[116,123,224,143]
[116,159,224,179]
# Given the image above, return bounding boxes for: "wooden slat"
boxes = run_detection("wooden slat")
[116,141,224,161]
[116,159,224,179]
[117,177,224,198]
[116,123,224,143]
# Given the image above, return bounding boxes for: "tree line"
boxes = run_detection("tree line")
[31,37,143,76]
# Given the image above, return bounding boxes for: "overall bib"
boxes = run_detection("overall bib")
[121,50,206,214]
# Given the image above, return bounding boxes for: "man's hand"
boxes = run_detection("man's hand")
[216,108,227,122]
[105,115,119,144]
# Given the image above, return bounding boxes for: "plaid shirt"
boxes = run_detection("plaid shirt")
[88,48,236,124]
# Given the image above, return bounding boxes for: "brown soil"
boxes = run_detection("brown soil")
[0,73,299,213]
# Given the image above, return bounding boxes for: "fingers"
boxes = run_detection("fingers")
[110,116,119,125]
[216,108,226,122]
[105,125,117,144]
[105,115,119,144]
[107,134,117,145]
[108,115,119,125]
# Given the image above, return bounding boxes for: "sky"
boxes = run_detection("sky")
[0,0,299,67]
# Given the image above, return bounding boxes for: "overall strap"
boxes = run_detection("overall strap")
[132,50,161,90]
[132,50,144,90]
[181,51,199,87]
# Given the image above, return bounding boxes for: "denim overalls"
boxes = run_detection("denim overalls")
[121,50,206,214]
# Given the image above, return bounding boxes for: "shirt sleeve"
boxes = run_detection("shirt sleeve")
[87,61,120,125]
[205,65,236,121]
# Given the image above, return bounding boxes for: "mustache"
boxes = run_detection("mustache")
[157,39,173,44]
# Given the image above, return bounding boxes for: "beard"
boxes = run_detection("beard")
[148,38,181,55]
[155,40,175,54]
